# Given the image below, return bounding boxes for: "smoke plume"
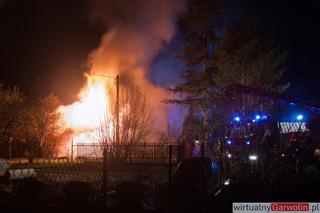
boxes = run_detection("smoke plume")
[86,0,186,135]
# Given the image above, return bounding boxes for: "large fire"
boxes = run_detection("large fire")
[59,74,114,147]
[54,0,185,157]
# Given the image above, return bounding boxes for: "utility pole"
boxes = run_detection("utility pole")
[71,138,74,162]
[9,137,13,160]
[116,75,120,145]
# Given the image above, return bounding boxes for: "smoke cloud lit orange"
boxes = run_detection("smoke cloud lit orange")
[58,0,186,155]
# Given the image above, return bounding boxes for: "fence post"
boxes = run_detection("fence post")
[103,148,108,205]
[71,138,74,162]
[168,145,173,186]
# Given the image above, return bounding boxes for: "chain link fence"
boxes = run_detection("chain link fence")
[0,144,182,208]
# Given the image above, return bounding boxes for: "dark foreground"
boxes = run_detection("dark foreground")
[1,158,320,212]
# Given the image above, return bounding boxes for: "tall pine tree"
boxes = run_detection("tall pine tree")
[169,0,222,150]
[214,16,289,117]
[170,0,221,105]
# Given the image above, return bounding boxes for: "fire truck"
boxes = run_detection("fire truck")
[222,84,320,171]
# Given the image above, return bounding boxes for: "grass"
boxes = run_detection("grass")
[7,159,175,186]
[1,159,176,206]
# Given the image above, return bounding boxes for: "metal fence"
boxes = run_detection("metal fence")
[0,144,182,208]
[73,143,182,163]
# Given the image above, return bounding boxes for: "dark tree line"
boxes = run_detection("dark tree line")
[0,85,63,161]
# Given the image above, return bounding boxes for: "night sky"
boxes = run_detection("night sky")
[244,0,320,100]
[1,0,320,104]
[0,0,104,103]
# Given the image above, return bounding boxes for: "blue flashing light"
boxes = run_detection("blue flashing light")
[254,114,267,121]
[297,114,303,121]
[227,140,232,145]
[233,116,240,122]
[246,141,251,145]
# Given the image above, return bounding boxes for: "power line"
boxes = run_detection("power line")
[70,69,116,79]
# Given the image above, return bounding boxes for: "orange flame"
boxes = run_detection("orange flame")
[59,74,113,146]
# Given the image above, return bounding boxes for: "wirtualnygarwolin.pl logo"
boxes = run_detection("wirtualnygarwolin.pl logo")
[233,203,320,213]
